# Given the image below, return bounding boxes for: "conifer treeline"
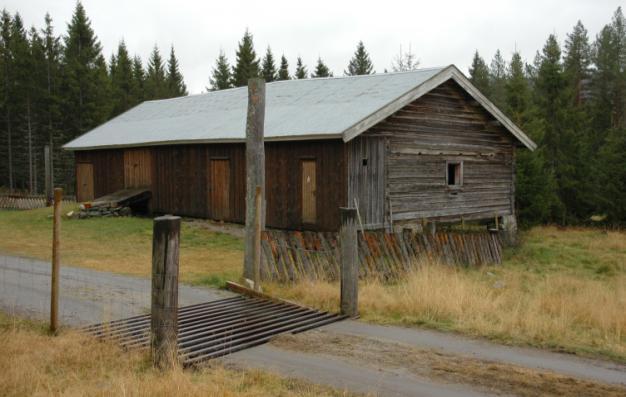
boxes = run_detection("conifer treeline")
[1,2,624,226]
[468,8,626,226]
[0,3,187,194]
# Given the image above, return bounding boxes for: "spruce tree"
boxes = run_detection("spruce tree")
[294,56,307,79]
[261,46,277,82]
[564,21,592,106]
[231,29,259,87]
[41,13,62,190]
[489,50,507,108]
[61,2,110,137]
[130,55,144,106]
[144,45,167,99]
[506,52,555,225]
[208,50,231,90]
[345,41,374,75]
[534,34,574,222]
[10,13,31,190]
[468,50,491,97]
[166,45,187,97]
[110,40,133,116]
[277,55,290,80]
[0,10,15,190]
[311,57,332,78]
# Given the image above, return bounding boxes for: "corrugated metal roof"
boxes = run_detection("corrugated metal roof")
[63,67,446,150]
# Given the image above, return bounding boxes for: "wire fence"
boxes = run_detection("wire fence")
[0,194,75,210]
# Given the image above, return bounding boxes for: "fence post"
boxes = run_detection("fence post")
[253,186,262,291]
[151,215,180,369]
[50,187,62,333]
[340,207,358,317]
[44,145,53,207]
[244,77,266,281]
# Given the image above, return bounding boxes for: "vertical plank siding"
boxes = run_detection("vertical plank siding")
[74,140,346,230]
[347,136,385,228]
[265,140,347,231]
[123,148,153,188]
[365,79,516,224]
[74,150,124,199]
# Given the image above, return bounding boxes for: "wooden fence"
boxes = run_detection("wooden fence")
[261,229,502,282]
[0,195,75,210]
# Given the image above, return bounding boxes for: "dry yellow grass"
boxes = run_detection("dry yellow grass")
[0,314,352,397]
[268,262,625,361]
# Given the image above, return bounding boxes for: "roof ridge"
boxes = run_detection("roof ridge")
[142,66,449,104]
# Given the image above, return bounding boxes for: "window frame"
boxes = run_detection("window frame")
[446,160,463,189]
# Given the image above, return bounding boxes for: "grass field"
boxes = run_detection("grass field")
[0,206,624,361]
[0,204,242,287]
[0,313,351,397]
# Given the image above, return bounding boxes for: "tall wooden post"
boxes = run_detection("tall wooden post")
[44,145,53,207]
[50,188,62,333]
[340,207,358,317]
[151,215,180,369]
[244,78,266,281]
[253,186,262,291]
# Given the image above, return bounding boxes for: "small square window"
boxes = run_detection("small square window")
[362,158,368,166]
[447,162,463,187]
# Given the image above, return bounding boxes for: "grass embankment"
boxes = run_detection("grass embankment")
[0,207,624,361]
[267,227,626,361]
[0,313,352,397]
[0,204,242,287]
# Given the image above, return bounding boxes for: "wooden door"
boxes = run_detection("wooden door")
[124,148,152,188]
[209,159,230,220]
[76,163,94,202]
[301,160,317,224]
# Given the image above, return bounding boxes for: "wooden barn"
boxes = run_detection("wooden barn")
[64,65,536,232]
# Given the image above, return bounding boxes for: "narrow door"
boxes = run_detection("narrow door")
[210,159,230,220]
[124,148,152,188]
[76,163,94,202]
[301,159,317,224]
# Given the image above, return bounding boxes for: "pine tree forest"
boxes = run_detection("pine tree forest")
[1,3,625,226]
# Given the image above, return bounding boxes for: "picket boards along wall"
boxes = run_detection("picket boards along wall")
[261,229,502,282]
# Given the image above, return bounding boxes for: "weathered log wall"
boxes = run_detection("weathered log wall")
[364,79,516,224]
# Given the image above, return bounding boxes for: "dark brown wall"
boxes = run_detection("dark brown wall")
[74,139,347,231]
[74,150,124,198]
[266,140,347,231]
[364,79,516,223]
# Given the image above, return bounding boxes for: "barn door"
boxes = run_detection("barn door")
[76,163,94,202]
[124,148,152,188]
[301,160,317,224]
[209,159,230,220]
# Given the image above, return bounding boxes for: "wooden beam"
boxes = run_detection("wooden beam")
[44,145,53,207]
[244,78,266,280]
[339,207,358,317]
[151,215,180,369]
[50,188,62,334]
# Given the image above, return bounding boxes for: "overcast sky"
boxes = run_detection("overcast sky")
[5,0,624,94]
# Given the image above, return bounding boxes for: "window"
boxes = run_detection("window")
[362,158,368,166]
[447,161,463,187]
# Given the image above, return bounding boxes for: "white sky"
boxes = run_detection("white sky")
[6,0,624,94]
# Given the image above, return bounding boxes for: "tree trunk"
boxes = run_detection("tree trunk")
[27,98,34,194]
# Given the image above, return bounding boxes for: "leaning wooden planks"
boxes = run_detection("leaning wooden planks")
[261,229,503,282]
